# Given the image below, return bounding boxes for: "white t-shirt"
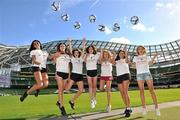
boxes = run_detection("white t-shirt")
[42,51,49,69]
[86,53,100,70]
[116,59,130,76]
[101,61,113,76]
[133,55,151,74]
[30,49,44,67]
[71,57,84,74]
[56,54,70,73]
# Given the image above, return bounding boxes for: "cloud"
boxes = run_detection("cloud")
[110,37,131,44]
[104,26,112,35]
[155,2,180,16]
[131,23,155,32]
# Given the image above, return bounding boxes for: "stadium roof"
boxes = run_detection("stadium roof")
[0,39,180,69]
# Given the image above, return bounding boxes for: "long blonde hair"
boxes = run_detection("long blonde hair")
[136,45,146,55]
[101,50,112,61]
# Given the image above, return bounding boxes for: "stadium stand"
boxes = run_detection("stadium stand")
[0,39,180,93]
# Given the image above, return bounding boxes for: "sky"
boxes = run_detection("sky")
[0,0,180,46]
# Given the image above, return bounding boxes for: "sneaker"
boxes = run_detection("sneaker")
[93,98,97,105]
[56,101,67,116]
[155,108,161,116]
[142,108,147,116]
[125,109,131,117]
[69,100,75,110]
[91,100,95,109]
[123,108,132,114]
[20,91,28,102]
[34,89,40,97]
[106,105,111,112]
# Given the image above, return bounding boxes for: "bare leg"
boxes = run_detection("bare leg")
[146,80,158,108]
[118,84,126,106]
[55,74,65,107]
[92,77,97,99]
[122,80,130,108]
[106,80,112,106]
[71,81,84,102]
[87,76,93,100]
[137,80,146,108]
[99,80,106,92]
[27,71,43,94]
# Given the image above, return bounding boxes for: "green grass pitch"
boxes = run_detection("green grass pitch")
[0,88,180,119]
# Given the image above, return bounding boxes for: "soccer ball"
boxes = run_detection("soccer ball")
[112,23,120,32]
[98,24,105,32]
[130,16,139,25]
[74,21,81,29]
[51,1,60,11]
[61,13,69,21]
[89,14,96,23]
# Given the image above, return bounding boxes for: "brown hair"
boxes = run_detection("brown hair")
[115,50,125,61]
[56,43,69,54]
[72,49,82,58]
[86,45,97,54]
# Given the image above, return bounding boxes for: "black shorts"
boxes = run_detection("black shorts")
[116,73,131,84]
[41,68,48,73]
[56,72,69,80]
[70,73,83,82]
[32,67,48,73]
[87,70,97,77]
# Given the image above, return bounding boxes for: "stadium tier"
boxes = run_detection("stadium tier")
[0,39,180,88]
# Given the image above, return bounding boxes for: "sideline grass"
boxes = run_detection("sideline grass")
[101,106,180,120]
[0,88,180,119]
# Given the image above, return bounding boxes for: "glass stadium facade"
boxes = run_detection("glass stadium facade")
[0,39,180,88]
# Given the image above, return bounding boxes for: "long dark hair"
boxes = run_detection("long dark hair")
[56,43,70,54]
[72,49,82,58]
[86,45,97,54]
[29,40,42,51]
[115,50,125,61]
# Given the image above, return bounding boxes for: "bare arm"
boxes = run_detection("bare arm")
[149,52,159,65]
[98,50,103,64]
[68,38,72,56]
[32,55,41,65]
[81,37,86,59]
[49,52,60,64]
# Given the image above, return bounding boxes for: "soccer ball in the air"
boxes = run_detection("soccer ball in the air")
[98,24,105,32]
[74,21,81,29]
[112,23,120,32]
[51,1,60,11]
[130,16,139,25]
[89,14,96,23]
[61,14,70,21]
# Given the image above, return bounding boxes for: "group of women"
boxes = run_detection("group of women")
[20,39,161,117]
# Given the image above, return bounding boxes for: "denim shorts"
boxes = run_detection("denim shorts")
[136,72,153,81]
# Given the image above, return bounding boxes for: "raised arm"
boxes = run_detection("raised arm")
[49,52,60,64]
[67,38,72,56]
[81,37,86,59]
[98,50,104,64]
[149,52,159,65]
[125,51,129,63]
[110,51,116,65]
